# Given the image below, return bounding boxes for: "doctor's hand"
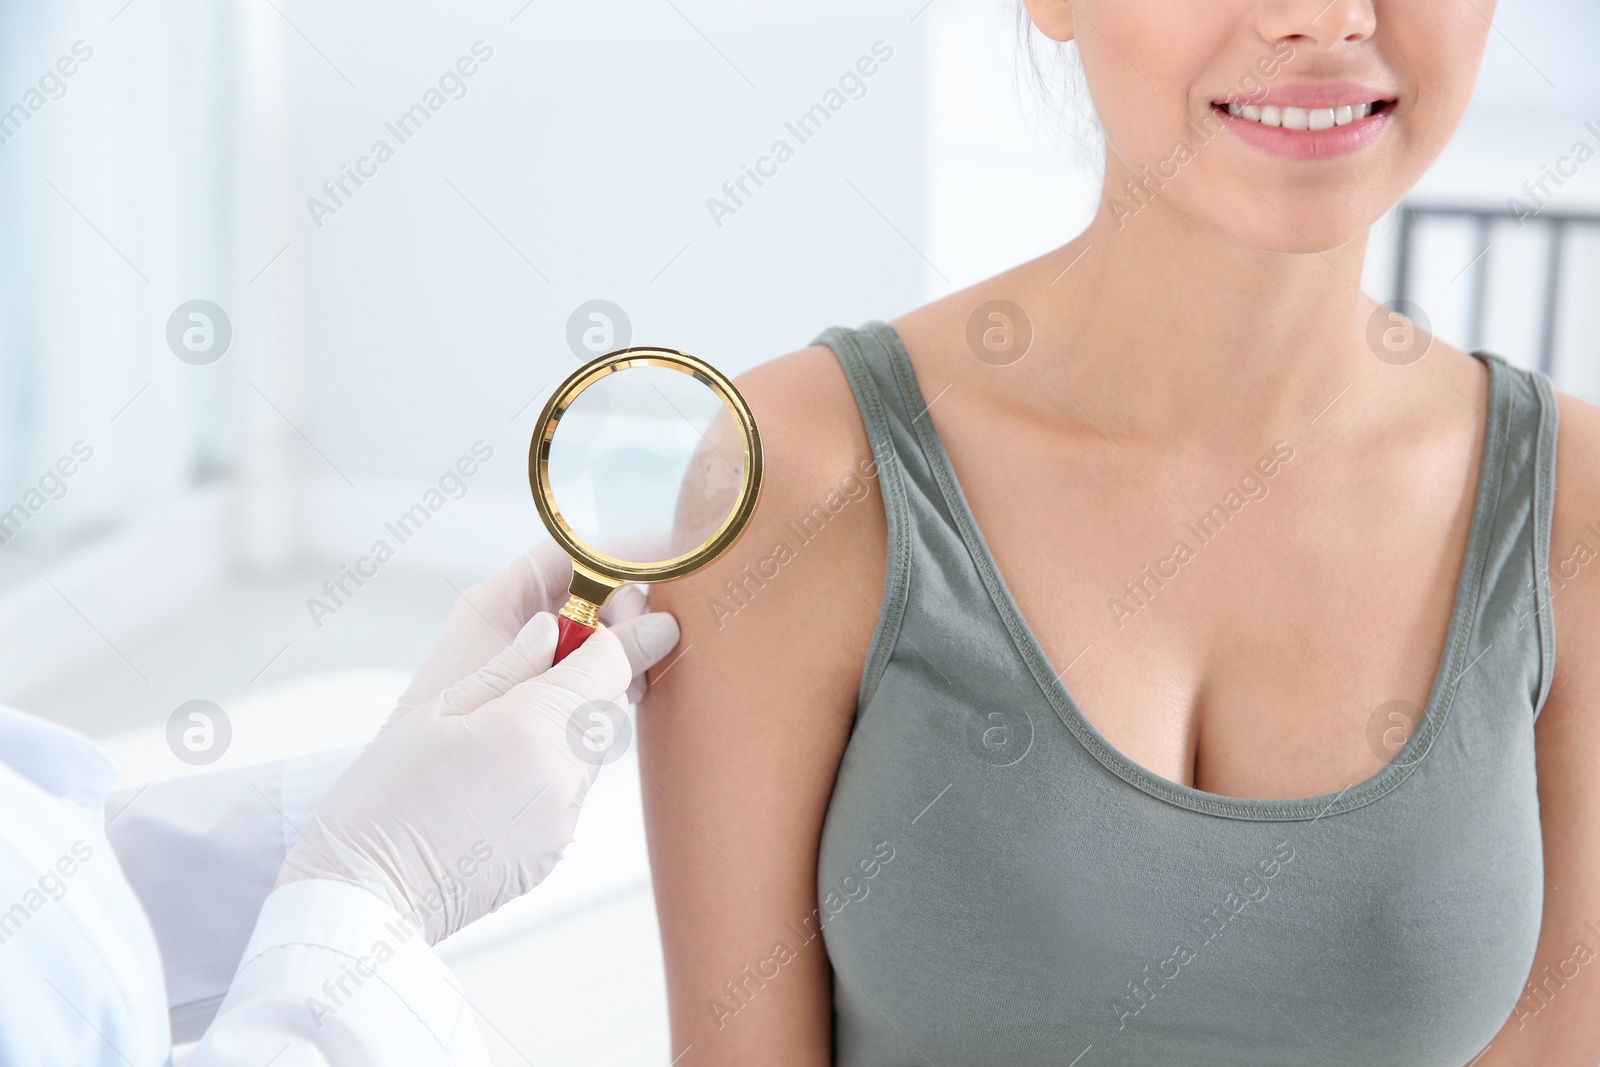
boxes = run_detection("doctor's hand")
[388,539,674,727]
[277,611,673,945]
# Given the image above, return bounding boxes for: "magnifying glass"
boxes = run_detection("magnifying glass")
[528,346,764,663]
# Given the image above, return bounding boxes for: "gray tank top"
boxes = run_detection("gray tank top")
[810,320,1556,1066]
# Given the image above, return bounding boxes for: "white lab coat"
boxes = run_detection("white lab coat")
[0,705,492,1065]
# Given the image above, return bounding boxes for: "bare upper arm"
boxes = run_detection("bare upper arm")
[638,343,888,1065]
[1479,389,1600,1063]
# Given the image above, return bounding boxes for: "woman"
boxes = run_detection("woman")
[640,1,1600,1063]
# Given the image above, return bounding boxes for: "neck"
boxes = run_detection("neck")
[1020,161,1375,445]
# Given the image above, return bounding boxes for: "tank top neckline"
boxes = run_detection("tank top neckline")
[860,318,1512,821]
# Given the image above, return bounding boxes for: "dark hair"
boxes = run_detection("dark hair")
[1013,1,1102,158]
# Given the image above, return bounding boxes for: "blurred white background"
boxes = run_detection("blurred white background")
[0,0,1597,1062]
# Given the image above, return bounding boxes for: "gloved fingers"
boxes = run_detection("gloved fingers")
[601,588,670,705]
[489,538,576,623]
[385,542,574,729]
[443,541,572,653]
[472,623,634,739]
[597,583,647,626]
[607,610,681,704]
[437,612,559,716]
[530,622,633,704]
[387,596,495,725]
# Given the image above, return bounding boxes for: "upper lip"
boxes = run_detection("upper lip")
[1213,81,1398,109]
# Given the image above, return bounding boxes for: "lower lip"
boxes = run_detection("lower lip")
[1214,105,1391,160]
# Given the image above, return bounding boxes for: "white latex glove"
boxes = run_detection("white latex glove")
[277,611,659,945]
[390,539,672,726]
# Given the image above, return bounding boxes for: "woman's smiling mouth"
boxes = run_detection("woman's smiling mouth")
[1224,100,1389,128]
[1211,82,1398,160]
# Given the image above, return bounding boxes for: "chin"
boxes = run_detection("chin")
[1159,159,1394,257]
[1203,199,1375,257]
[1105,144,1397,258]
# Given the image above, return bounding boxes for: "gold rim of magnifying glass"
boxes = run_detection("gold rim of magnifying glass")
[528,346,765,599]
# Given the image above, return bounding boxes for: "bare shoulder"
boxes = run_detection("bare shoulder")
[642,339,888,766]
[1535,386,1600,813]
[1498,387,1600,1062]
[647,343,888,677]
[638,340,890,1060]
[1548,389,1600,679]
[1552,388,1600,526]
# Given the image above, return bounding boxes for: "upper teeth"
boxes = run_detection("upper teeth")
[1227,102,1374,128]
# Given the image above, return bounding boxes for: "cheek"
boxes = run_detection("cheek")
[1078,0,1282,218]
[1078,1,1226,159]
[1389,3,1492,156]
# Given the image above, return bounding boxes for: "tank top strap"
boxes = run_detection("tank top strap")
[1469,350,1559,719]
[812,319,945,486]
[810,319,979,709]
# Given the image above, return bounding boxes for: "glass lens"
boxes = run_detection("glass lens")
[545,364,747,567]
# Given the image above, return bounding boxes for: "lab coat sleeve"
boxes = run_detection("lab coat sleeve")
[189,878,492,1066]
[104,746,362,1042]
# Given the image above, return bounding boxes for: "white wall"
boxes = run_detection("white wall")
[283,1,927,568]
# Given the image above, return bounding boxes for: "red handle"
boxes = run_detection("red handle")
[553,614,595,664]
